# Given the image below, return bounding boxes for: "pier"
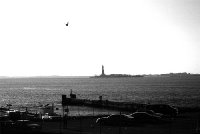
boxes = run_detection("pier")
[62,94,145,112]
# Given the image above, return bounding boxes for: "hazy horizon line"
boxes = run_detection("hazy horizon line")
[0,72,199,78]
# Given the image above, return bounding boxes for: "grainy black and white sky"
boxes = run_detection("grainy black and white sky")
[0,0,199,76]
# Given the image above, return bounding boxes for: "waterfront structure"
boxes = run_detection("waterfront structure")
[91,65,143,78]
[101,65,105,76]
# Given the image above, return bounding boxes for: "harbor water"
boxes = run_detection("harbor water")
[0,76,200,115]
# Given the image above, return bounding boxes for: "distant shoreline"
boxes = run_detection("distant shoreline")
[91,73,200,78]
[1,74,200,79]
[0,72,200,79]
[0,76,90,79]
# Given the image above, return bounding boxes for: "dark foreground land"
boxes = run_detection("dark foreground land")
[1,111,200,134]
[41,112,199,134]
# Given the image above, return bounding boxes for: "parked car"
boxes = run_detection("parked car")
[42,113,61,121]
[96,114,135,126]
[145,110,164,117]
[146,104,178,117]
[26,113,40,121]
[129,112,164,124]
[42,113,51,120]
[49,115,62,121]
[14,120,41,133]
[0,120,15,134]
[0,120,14,128]
[0,115,9,121]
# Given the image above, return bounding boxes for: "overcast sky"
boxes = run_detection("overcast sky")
[0,0,199,76]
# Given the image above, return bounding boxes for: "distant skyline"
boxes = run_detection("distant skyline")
[0,0,200,77]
